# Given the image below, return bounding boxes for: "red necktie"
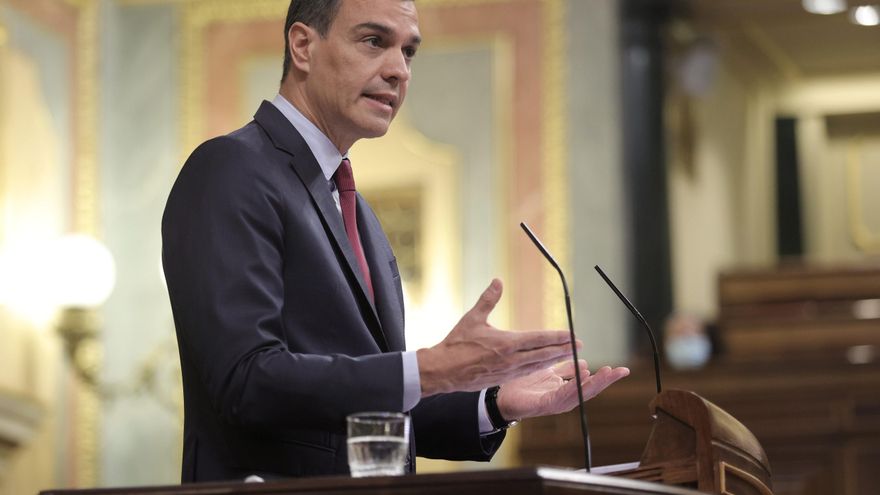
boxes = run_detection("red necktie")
[333,158,374,302]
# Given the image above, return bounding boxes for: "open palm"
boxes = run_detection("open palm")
[496,360,629,421]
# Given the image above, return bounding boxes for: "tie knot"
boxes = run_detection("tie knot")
[333,158,356,193]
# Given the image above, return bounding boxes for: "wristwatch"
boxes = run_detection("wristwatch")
[485,386,519,432]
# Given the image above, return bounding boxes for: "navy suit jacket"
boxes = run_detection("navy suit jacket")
[162,101,504,482]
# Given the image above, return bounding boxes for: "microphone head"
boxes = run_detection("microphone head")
[520,222,564,275]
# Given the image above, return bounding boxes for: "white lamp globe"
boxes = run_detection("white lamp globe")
[802,0,848,14]
[850,5,880,25]
[49,234,116,308]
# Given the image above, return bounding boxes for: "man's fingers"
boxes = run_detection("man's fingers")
[580,366,630,399]
[506,329,571,352]
[512,342,572,367]
[467,279,503,322]
[498,336,579,380]
[552,360,577,378]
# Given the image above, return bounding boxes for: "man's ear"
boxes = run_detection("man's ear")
[288,22,315,74]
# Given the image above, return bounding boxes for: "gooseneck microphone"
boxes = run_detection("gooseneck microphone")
[594,265,662,395]
[520,222,592,472]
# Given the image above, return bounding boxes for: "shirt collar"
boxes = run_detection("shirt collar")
[271,93,346,181]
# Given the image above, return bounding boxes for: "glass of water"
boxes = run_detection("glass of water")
[346,412,410,477]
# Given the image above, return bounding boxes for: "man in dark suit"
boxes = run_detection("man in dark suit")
[162,0,629,482]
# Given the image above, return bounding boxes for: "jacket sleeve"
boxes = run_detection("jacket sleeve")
[411,392,506,461]
[162,136,404,433]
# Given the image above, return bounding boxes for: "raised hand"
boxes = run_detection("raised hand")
[416,279,575,397]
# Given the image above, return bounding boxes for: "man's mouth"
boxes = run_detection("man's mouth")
[364,93,395,109]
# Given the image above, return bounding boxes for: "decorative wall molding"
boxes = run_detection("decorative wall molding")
[4,0,102,486]
[540,0,568,330]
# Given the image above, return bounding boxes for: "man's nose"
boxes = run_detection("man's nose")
[383,50,411,83]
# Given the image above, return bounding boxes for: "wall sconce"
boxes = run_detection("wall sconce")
[50,234,116,387]
[0,234,180,412]
[49,235,181,412]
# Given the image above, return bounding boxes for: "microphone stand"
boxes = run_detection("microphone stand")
[594,265,662,395]
[520,222,592,472]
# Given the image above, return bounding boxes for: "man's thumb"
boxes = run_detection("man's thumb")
[469,278,503,321]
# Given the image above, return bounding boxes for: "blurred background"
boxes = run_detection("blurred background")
[0,0,878,493]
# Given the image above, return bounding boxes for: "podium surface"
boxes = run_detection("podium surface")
[40,467,705,495]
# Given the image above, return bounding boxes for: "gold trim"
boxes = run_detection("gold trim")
[180,0,288,158]
[542,0,568,330]
[72,0,101,486]
[418,1,569,333]
[846,138,880,253]
[238,54,278,126]
[718,461,773,495]
[74,0,99,236]
[492,34,515,331]
[374,34,512,321]
[0,13,7,249]
[415,32,515,329]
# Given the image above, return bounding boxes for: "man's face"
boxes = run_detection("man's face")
[300,0,421,151]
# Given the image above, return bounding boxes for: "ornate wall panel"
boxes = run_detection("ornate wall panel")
[0,0,99,489]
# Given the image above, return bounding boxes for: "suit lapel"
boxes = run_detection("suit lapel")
[357,196,406,352]
[253,101,388,351]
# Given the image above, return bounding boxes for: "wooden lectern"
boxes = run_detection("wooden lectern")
[40,390,771,495]
[40,467,704,495]
[603,389,773,495]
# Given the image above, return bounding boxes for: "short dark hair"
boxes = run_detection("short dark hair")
[281,0,343,83]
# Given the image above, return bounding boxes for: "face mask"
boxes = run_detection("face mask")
[665,334,711,370]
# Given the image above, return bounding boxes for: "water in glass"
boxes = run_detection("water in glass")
[347,435,408,477]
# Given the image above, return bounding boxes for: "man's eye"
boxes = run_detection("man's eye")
[365,36,381,47]
[404,47,417,59]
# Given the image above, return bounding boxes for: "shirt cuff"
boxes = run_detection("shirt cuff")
[477,388,495,435]
[401,351,421,412]
[401,352,495,435]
